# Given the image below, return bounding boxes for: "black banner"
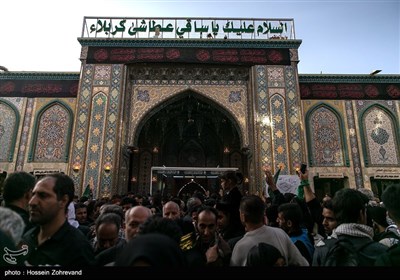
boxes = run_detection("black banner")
[0,80,78,97]
[300,83,400,100]
[87,47,291,66]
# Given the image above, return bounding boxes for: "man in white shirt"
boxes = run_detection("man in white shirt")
[230,195,309,266]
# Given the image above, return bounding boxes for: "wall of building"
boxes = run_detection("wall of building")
[302,99,400,195]
[69,64,125,197]
[0,97,76,175]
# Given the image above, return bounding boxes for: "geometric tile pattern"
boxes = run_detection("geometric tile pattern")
[308,106,344,166]
[93,65,111,86]
[266,65,289,174]
[84,92,108,199]
[355,100,398,118]
[267,67,285,87]
[101,65,122,194]
[269,92,289,173]
[362,106,399,166]
[256,65,272,169]
[354,100,400,172]
[284,66,303,172]
[128,85,182,144]
[289,49,299,63]
[33,103,70,162]
[16,98,34,171]
[345,101,364,188]
[3,97,24,111]
[0,101,18,162]
[70,65,94,194]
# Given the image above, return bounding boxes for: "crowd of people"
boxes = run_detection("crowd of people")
[0,168,399,268]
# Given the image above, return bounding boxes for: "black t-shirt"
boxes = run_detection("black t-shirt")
[5,204,35,233]
[20,220,95,266]
[221,187,244,231]
[221,187,242,210]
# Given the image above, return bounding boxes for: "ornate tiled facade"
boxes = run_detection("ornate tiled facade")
[357,101,399,167]
[1,23,399,198]
[129,85,249,145]
[0,101,18,162]
[308,105,345,166]
[70,65,94,194]
[16,99,34,171]
[31,102,72,162]
[284,66,303,171]
[345,100,363,188]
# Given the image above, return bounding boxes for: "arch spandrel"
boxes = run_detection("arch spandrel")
[361,106,400,166]
[128,85,249,148]
[0,100,19,162]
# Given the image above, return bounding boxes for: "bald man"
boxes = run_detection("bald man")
[124,206,153,241]
[163,201,181,221]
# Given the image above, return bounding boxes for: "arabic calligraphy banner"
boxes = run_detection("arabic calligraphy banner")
[86,47,291,66]
[0,80,78,97]
[82,17,295,40]
[300,83,400,100]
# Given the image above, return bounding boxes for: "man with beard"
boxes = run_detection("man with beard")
[20,173,94,266]
[190,206,232,266]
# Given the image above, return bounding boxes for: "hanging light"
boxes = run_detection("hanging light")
[104,162,112,172]
[72,162,81,172]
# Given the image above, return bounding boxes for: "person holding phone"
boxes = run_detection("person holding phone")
[296,163,308,200]
[193,206,231,266]
[295,163,327,243]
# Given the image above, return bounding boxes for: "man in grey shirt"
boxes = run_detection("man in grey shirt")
[230,195,309,266]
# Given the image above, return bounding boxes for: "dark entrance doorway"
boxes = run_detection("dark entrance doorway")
[129,91,246,195]
[313,177,347,202]
[370,177,400,200]
[150,166,238,197]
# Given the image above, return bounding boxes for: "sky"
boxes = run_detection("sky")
[1,0,399,74]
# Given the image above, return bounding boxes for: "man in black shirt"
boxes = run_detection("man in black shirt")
[20,173,94,266]
[220,171,242,210]
[3,171,36,233]
[219,171,244,237]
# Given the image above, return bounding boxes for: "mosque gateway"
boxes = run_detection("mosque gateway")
[0,17,399,200]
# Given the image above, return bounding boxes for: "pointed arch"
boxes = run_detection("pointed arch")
[359,104,400,167]
[305,103,349,167]
[0,99,20,162]
[177,179,207,198]
[29,101,73,162]
[133,89,244,148]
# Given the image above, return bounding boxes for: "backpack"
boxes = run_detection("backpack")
[323,237,375,266]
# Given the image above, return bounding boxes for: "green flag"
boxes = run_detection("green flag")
[82,184,92,198]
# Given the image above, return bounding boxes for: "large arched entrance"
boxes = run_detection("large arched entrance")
[128,91,248,196]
